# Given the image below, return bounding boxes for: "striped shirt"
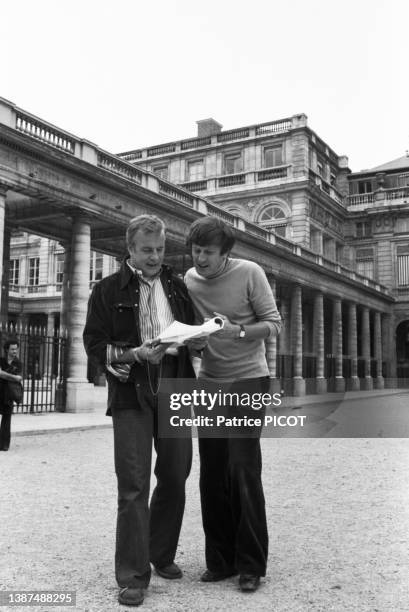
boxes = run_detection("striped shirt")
[127,262,175,341]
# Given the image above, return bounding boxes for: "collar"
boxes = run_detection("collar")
[119,257,173,290]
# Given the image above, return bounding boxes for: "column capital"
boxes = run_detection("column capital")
[64,209,93,225]
[0,184,9,198]
[313,288,325,297]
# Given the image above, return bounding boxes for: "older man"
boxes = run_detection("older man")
[185,217,281,593]
[83,215,195,607]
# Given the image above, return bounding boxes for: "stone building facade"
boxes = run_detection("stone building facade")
[1,99,407,405]
[118,115,409,388]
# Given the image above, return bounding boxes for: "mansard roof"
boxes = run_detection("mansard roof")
[366,155,409,173]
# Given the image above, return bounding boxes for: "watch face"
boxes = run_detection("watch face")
[239,326,245,338]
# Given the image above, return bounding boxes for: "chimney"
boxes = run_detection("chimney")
[196,118,223,138]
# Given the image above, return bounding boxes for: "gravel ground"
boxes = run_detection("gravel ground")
[1,430,409,612]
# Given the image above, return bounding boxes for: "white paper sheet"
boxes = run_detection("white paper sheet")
[156,316,224,347]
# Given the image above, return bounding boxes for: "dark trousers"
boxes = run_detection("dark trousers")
[0,410,12,450]
[112,361,192,588]
[198,378,269,577]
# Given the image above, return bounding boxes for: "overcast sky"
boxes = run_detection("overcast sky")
[2,0,408,172]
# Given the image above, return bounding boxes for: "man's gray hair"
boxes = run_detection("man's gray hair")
[126,215,166,249]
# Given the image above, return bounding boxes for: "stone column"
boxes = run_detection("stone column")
[278,295,290,355]
[291,285,305,396]
[382,314,397,388]
[1,226,11,323]
[348,303,360,390]
[332,297,345,392]
[374,311,384,389]
[60,241,72,335]
[361,307,373,390]
[47,312,56,337]
[265,277,279,390]
[0,187,6,318]
[65,217,95,412]
[313,291,326,393]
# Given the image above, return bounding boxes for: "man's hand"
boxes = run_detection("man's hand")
[184,335,209,352]
[212,312,240,338]
[14,375,23,383]
[136,339,168,364]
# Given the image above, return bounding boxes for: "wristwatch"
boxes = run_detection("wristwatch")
[238,324,246,339]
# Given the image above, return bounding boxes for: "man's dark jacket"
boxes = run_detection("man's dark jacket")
[83,260,195,414]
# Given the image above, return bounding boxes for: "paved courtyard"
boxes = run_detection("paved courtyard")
[1,392,409,611]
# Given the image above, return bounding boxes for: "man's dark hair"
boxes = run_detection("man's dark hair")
[186,217,235,255]
[4,339,19,353]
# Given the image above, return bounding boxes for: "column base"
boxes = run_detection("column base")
[362,376,373,391]
[334,376,345,393]
[315,377,327,394]
[347,376,360,391]
[375,376,384,390]
[55,382,66,412]
[292,376,306,397]
[66,378,98,413]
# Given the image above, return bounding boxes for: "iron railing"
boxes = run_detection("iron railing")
[0,325,67,413]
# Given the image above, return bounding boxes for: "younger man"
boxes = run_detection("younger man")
[185,217,281,592]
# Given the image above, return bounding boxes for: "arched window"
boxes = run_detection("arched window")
[257,205,288,237]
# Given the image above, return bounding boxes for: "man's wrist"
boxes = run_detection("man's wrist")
[133,347,143,363]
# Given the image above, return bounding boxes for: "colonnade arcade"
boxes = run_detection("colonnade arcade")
[265,280,395,396]
[0,189,398,413]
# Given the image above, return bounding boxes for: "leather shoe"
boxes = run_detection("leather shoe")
[239,574,260,592]
[154,562,182,579]
[200,569,237,582]
[118,587,145,606]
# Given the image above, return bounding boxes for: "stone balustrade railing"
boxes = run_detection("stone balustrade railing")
[348,193,375,207]
[348,187,409,209]
[0,97,390,297]
[180,165,291,192]
[15,112,75,154]
[98,153,143,185]
[9,283,62,296]
[308,169,345,205]
[118,116,299,160]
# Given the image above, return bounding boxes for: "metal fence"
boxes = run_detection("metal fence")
[0,325,67,413]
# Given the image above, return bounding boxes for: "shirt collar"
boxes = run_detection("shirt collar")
[119,257,172,290]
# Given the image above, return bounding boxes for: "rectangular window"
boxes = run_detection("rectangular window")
[356,221,372,238]
[398,173,409,187]
[9,259,20,285]
[317,156,327,180]
[55,253,64,286]
[358,180,372,194]
[356,260,374,279]
[90,252,104,282]
[224,153,242,175]
[152,165,168,180]
[356,247,374,279]
[264,146,282,168]
[28,257,40,286]
[397,244,409,285]
[188,160,204,181]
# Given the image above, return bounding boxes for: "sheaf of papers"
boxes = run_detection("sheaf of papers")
[156,316,224,347]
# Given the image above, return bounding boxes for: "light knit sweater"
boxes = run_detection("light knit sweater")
[185,258,281,380]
